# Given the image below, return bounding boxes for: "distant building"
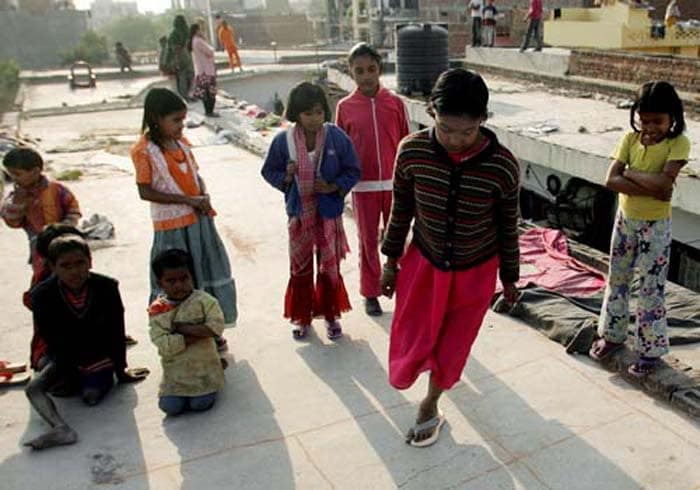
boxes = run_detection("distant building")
[0,6,89,68]
[545,0,700,57]
[89,0,138,28]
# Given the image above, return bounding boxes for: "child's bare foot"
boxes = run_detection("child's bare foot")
[24,425,77,450]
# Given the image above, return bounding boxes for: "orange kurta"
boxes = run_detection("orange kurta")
[217,24,242,69]
[131,135,203,231]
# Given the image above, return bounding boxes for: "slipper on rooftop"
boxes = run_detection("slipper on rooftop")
[0,361,27,374]
[409,412,446,448]
[589,338,624,362]
[1,370,31,387]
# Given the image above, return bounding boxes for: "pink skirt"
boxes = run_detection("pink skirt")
[389,244,499,390]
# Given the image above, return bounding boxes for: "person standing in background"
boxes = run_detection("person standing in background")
[468,0,484,47]
[520,0,544,52]
[482,0,499,47]
[215,14,243,73]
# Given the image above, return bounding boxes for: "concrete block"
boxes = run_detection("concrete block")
[465,47,571,77]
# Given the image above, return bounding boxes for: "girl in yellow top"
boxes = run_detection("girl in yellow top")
[590,81,690,376]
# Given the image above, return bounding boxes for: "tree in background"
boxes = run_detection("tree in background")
[0,59,20,113]
[101,15,161,53]
[99,10,204,54]
[60,31,110,66]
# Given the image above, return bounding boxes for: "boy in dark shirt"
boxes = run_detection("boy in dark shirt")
[24,235,148,450]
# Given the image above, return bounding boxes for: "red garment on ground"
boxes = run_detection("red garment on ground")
[389,245,498,390]
[352,190,392,298]
[497,227,606,297]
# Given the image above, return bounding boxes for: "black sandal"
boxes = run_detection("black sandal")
[326,320,343,340]
[292,324,309,340]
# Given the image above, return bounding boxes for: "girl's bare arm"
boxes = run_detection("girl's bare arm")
[605,159,668,199]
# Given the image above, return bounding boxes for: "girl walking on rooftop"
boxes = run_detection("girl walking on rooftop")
[381,69,521,447]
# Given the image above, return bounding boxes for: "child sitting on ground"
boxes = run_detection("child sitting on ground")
[25,234,148,450]
[26,224,85,370]
[149,249,226,416]
[1,148,81,369]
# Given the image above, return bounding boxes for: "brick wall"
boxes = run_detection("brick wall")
[569,49,700,93]
[645,0,700,21]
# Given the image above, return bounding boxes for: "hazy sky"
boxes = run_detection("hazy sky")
[73,0,171,14]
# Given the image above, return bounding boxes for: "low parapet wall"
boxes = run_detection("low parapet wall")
[328,67,700,218]
[568,50,700,94]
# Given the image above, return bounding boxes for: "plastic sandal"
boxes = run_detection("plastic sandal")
[292,324,310,340]
[409,412,446,448]
[0,361,27,374]
[589,338,624,361]
[1,370,31,387]
[326,320,343,340]
[628,357,661,378]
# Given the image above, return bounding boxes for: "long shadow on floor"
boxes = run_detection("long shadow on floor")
[367,311,641,489]
[297,331,517,488]
[0,383,148,489]
[162,360,298,489]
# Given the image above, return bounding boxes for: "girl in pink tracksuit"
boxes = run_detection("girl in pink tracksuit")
[335,42,410,317]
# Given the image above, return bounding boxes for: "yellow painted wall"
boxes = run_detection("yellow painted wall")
[545,1,700,57]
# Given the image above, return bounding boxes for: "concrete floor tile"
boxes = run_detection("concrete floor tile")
[468,312,554,380]
[524,413,700,490]
[456,462,549,490]
[450,356,633,458]
[296,404,514,489]
[139,436,330,490]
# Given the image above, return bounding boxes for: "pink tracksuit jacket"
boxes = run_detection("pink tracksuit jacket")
[336,86,410,298]
[335,86,410,192]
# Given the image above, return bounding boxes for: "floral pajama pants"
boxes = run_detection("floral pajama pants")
[598,212,671,357]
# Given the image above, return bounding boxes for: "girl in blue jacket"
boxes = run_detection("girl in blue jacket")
[262,82,360,340]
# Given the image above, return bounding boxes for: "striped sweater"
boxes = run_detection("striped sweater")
[381,127,520,283]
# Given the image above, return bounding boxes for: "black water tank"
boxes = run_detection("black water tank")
[396,23,449,96]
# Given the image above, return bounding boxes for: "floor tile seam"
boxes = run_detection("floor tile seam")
[290,398,415,440]
[291,434,336,489]
[113,434,291,482]
[551,355,700,451]
[399,446,511,490]
[452,353,553,393]
[445,454,549,490]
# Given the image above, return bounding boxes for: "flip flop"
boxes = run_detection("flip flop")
[292,324,310,340]
[409,412,446,448]
[326,320,343,341]
[628,357,661,378]
[1,370,31,387]
[0,361,27,374]
[589,338,624,362]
